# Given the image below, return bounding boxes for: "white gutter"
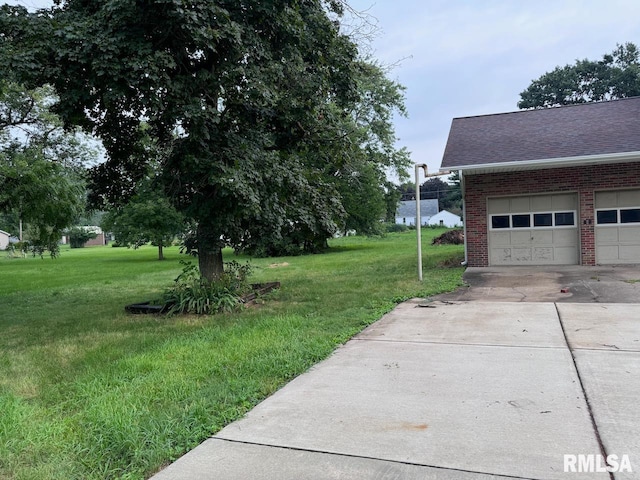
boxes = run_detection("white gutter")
[442,151,640,268]
[445,150,640,173]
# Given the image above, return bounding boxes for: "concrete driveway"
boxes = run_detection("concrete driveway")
[436,266,640,303]
[151,290,640,479]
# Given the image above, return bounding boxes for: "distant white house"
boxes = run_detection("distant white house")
[428,210,462,228]
[0,230,10,250]
[395,199,439,226]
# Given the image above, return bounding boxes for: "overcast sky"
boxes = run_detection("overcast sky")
[4,0,640,179]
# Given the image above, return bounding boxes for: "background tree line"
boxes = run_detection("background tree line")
[396,173,462,215]
[518,42,640,108]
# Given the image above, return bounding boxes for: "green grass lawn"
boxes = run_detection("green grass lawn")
[0,229,464,480]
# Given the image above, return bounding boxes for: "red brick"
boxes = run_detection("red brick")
[464,161,640,266]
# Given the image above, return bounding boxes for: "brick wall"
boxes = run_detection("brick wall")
[84,233,106,247]
[464,161,640,266]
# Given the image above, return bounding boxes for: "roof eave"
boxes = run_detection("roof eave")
[441,151,640,175]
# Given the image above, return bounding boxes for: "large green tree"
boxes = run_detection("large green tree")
[0,82,92,256]
[519,42,640,109]
[0,1,404,280]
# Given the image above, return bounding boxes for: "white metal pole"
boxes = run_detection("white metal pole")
[415,164,428,281]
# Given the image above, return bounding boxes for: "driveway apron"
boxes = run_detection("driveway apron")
[557,303,640,480]
[151,299,640,479]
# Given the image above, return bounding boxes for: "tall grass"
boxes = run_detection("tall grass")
[0,230,463,479]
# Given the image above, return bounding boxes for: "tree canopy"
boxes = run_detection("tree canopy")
[519,42,640,109]
[0,1,409,278]
[337,61,410,235]
[0,82,93,256]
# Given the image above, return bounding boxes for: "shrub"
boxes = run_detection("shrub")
[68,227,98,248]
[385,223,408,233]
[5,242,26,258]
[163,261,253,315]
[11,241,28,252]
[8,240,61,258]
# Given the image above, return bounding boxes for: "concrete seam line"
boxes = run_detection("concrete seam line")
[554,303,615,480]
[352,337,567,351]
[211,437,542,480]
[569,347,638,353]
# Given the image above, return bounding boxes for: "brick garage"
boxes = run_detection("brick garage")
[441,98,640,267]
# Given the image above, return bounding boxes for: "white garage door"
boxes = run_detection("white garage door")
[595,190,640,264]
[488,194,579,266]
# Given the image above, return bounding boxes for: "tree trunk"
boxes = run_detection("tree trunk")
[197,223,224,282]
[158,240,164,261]
[198,247,224,282]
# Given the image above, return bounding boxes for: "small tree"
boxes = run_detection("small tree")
[102,187,184,260]
[68,227,97,248]
[0,82,94,257]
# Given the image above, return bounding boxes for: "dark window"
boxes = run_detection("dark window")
[534,213,553,227]
[491,215,510,229]
[597,210,618,224]
[620,208,640,224]
[512,214,531,228]
[555,212,575,226]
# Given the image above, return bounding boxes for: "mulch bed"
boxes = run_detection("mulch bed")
[125,282,281,314]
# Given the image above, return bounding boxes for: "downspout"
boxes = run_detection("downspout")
[415,164,428,281]
[416,168,464,278]
[460,169,468,266]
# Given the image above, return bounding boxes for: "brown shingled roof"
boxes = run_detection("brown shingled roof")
[441,97,640,169]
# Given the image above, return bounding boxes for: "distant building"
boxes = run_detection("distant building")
[0,230,10,250]
[395,199,439,226]
[61,226,107,247]
[428,210,462,228]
